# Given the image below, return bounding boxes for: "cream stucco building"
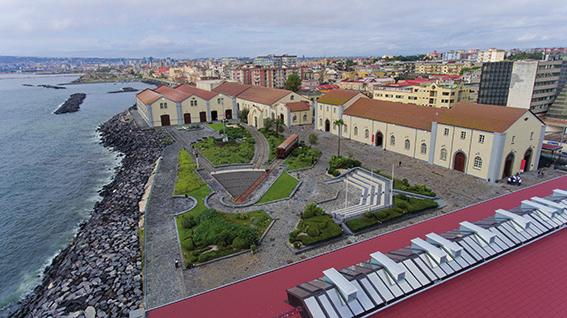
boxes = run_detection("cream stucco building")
[315,94,545,182]
[373,81,475,108]
[135,84,236,127]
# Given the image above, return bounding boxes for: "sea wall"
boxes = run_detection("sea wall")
[11,110,167,317]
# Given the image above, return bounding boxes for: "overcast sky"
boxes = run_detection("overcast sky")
[1,0,566,58]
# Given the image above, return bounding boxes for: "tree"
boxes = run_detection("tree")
[263,118,274,132]
[285,73,302,92]
[274,118,284,137]
[333,119,345,156]
[239,108,249,124]
[308,133,318,145]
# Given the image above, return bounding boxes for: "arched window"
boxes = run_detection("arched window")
[440,148,447,161]
[303,114,307,122]
[293,115,297,122]
[390,135,396,145]
[354,127,358,136]
[420,143,427,154]
[365,129,369,139]
[404,139,410,150]
[474,156,483,169]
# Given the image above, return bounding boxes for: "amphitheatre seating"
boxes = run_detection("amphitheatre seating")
[330,168,391,221]
[212,169,266,198]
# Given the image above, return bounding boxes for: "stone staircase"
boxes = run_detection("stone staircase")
[330,168,392,221]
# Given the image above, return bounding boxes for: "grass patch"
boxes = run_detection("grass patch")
[289,203,343,248]
[346,194,438,232]
[174,149,206,195]
[173,150,271,266]
[193,125,255,166]
[260,129,285,162]
[285,146,321,171]
[208,122,224,132]
[258,171,298,204]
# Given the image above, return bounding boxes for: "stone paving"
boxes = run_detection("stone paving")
[144,123,567,309]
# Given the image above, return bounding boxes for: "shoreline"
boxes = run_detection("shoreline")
[8,109,167,317]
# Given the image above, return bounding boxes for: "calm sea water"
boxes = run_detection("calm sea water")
[0,74,153,314]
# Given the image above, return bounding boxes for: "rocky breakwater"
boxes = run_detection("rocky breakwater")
[12,110,168,318]
[54,93,86,114]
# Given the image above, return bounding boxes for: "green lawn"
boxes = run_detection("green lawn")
[346,195,438,232]
[372,169,436,197]
[260,129,285,162]
[173,149,271,266]
[193,125,255,166]
[285,146,321,171]
[174,148,206,195]
[289,203,343,248]
[257,171,298,204]
[208,122,225,132]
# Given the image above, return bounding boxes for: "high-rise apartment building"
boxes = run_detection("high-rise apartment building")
[477,48,507,63]
[478,59,562,114]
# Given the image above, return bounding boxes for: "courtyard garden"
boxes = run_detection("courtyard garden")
[285,145,321,171]
[257,171,299,204]
[345,194,438,233]
[193,125,255,166]
[207,122,224,133]
[327,155,361,176]
[173,149,271,266]
[289,203,343,248]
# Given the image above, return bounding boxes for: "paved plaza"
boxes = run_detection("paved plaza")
[143,123,566,309]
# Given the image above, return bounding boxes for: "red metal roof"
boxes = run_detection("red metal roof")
[147,176,567,318]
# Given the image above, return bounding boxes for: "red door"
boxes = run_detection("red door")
[199,112,207,123]
[453,152,466,172]
[160,115,171,126]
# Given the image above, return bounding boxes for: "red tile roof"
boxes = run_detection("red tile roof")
[343,99,444,131]
[212,81,251,97]
[438,102,532,133]
[136,88,162,105]
[237,86,292,105]
[175,84,219,101]
[153,85,190,103]
[286,101,310,112]
[146,176,567,318]
[318,89,361,105]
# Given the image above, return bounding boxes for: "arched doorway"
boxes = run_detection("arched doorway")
[160,114,170,126]
[254,116,258,128]
[211,111,218,121]
[225,109,232,120]
[503,152,514,178]
[280,114,284,121]
[523,148,533,172]
[375,131,383,147]
[183,113,191,124]
[453,151,466,172]
[325,119,330,132]
[199,111,207,123]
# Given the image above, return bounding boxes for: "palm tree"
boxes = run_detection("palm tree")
[333,119,345,156]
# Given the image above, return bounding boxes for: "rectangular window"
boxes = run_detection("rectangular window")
[444,128,449,136]
[512,136,515,144]
[530,132,534,141]
[460,131,466,139]
[479,135,485,143]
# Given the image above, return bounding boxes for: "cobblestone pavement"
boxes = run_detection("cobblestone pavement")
[146,124,567,307]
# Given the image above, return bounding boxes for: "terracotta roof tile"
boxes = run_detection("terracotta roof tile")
[318,89,361,105]
[344,99,444,131]
[212,82,251,97]
[237,86,292,105]
[154,85,190,103]
[175,84,218,101]
[438,102,532,133]
[285,101,310,112]
[136,88,162,105]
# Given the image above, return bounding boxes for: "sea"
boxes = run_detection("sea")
[0,74,153,315]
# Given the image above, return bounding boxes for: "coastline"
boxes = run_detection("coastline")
[8,109,167,317]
